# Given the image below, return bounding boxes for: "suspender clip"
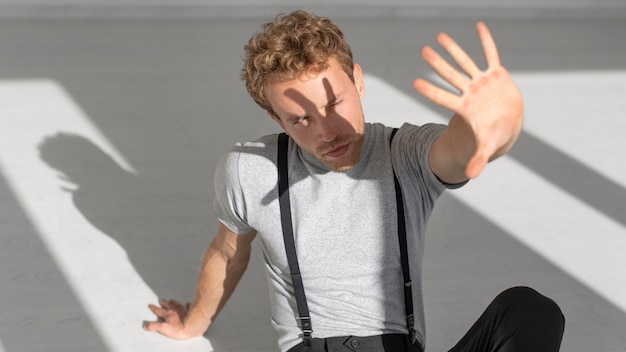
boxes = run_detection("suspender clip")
[298,316,313,346]
[407,314,417,343]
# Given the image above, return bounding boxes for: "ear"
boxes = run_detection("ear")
[267,110,285,129]
[353,63,365,99]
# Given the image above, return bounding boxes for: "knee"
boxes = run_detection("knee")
[495,286,565,332]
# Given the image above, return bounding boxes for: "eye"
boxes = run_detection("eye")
[328,100,342,109]
[294,116,310,126]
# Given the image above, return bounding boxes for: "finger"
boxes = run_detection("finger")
[159,298,173,309]
[168,300,186,312]
[413,78,462,112]
[436,32,482,78]
[476,22,500,68]
[421,45,468,89]
[143,320,163,332]
[148,303,168,317]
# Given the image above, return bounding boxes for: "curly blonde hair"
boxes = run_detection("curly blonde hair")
[241,10,354,115]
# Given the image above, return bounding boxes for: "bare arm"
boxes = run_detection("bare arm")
[414,22,524,183]
[143,223,256,339]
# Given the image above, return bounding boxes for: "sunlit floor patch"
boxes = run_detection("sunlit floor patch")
[517,71,626,190]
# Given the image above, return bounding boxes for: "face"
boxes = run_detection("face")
[266,58,366,172]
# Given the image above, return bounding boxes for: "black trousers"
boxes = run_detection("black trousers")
[287,286,565,352]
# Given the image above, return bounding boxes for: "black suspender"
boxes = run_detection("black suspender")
[389,128,417,344]
[277,132,313,345]
[277,129,416,346]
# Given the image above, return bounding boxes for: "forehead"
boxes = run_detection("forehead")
[267,60,351,115]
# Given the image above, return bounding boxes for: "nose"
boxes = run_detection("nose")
[317,114,338,142]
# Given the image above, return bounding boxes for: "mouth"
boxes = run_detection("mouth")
[323,143,350,159]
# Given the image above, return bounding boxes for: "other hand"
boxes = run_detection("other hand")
[143,299,197,340]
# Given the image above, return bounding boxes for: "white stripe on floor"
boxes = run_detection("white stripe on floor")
[518,71,626,190]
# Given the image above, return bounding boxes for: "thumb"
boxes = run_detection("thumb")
[143,320,163,332]
[465,152,488,179]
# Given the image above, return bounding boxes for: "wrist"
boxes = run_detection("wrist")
[181,310,211,338]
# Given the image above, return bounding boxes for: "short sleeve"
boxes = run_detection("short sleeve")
[395,123,468,190]
[213,148,255,235]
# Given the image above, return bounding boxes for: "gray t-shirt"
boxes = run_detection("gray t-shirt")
[214,122,450,351]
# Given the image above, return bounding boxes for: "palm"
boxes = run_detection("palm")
[414,22,523,178]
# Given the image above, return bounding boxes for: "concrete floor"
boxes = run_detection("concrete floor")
[0,14,625,352]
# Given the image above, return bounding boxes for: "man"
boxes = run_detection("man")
[144,10,565,352]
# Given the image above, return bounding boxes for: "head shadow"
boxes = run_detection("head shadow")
[38,132,213,300]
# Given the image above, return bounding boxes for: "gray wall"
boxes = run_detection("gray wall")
[1,0,626,18]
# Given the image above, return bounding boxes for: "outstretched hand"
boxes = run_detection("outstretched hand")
[143,299,197,340]
[414,22,523,179]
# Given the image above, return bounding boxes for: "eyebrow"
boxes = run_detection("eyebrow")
[291,95,343,120]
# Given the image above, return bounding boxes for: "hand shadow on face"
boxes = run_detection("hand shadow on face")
[283,78,338,119]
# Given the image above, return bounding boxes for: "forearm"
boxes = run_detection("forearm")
[183,227,254,337]
[429,114,475,184]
